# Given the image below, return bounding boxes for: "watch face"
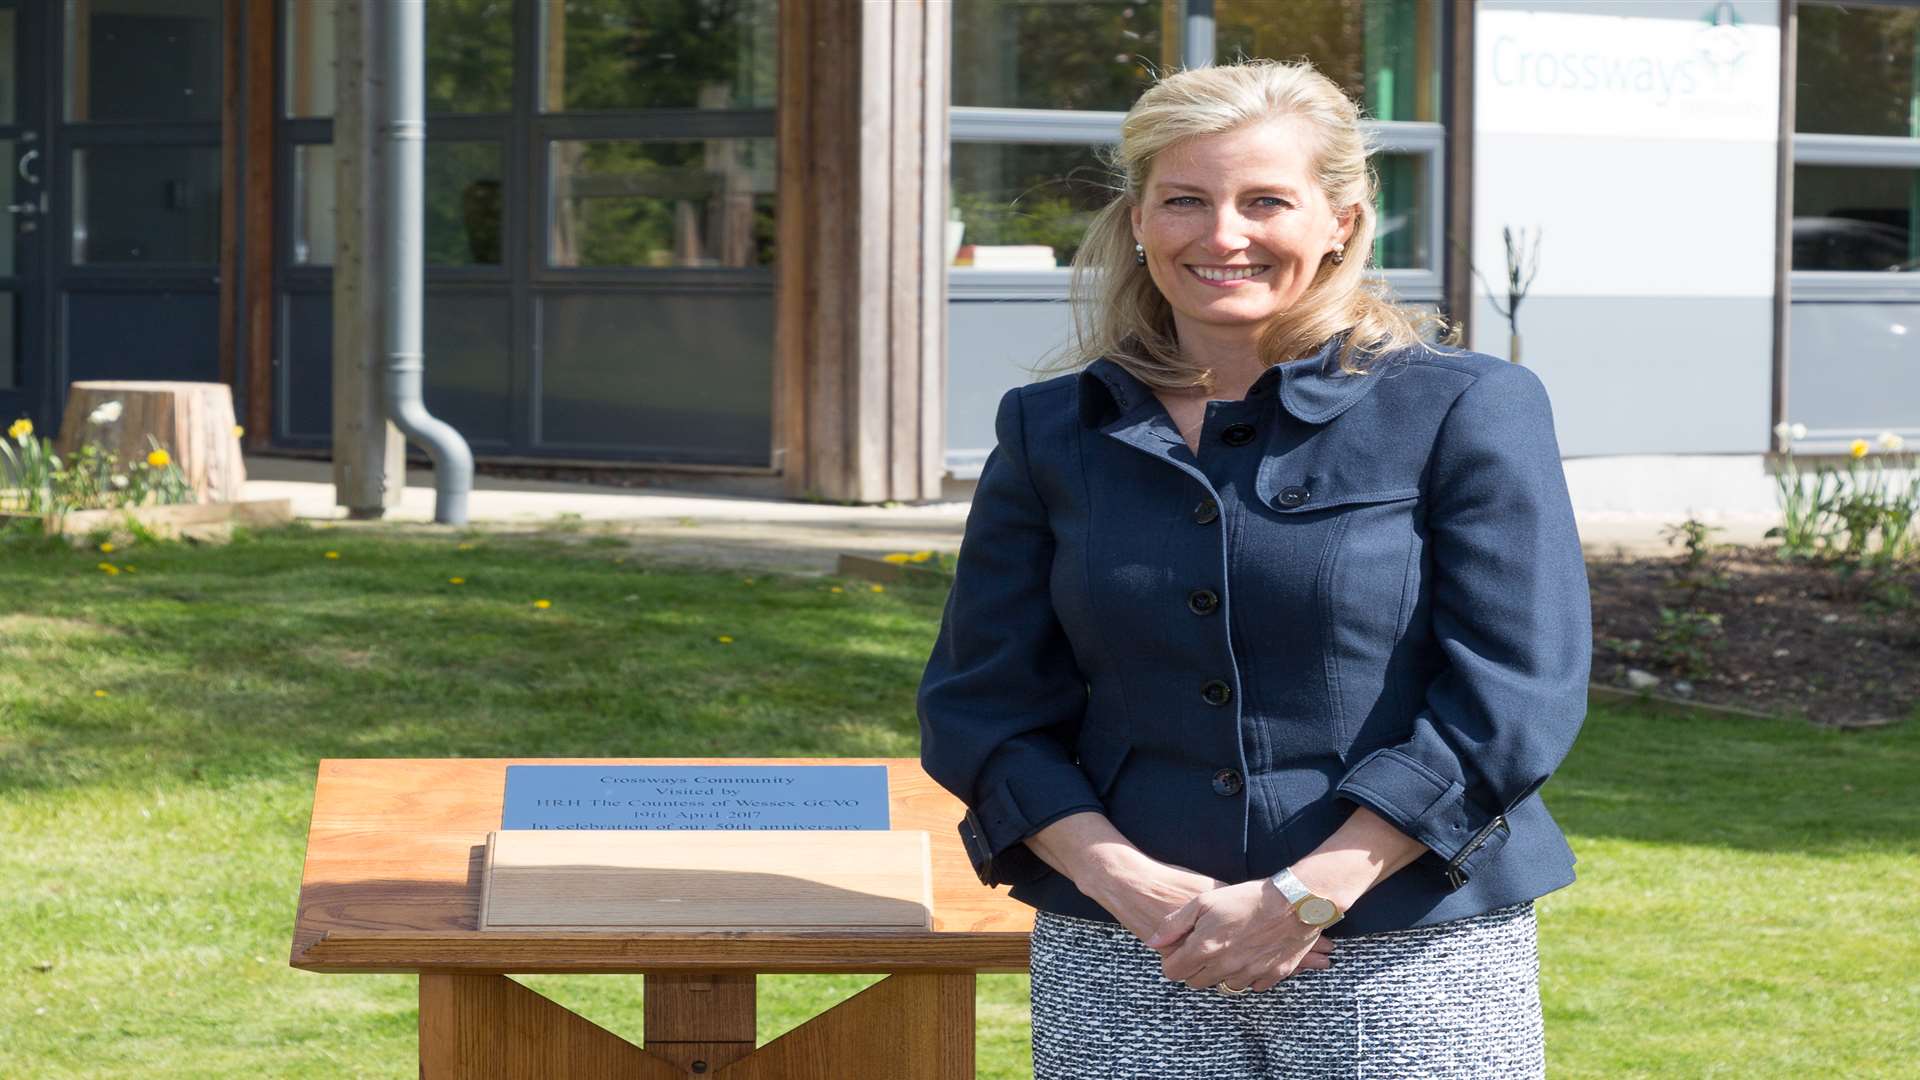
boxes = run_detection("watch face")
[1299,897,1338,926]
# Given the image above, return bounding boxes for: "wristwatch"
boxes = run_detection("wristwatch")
[1265,866,1345,929]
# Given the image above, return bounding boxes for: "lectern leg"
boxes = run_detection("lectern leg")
[418,973,678,1080]
[643,972,757,1073]
[719,972,974,1079]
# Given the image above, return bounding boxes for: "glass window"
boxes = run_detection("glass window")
[0,292,14,390]
[1372,152,1428,270]
[0,139,13,276]
[1796,2,1920,138]
[0,10,18,125]
[547,138,776,269]
[283,0,513,118]
[951,143,1117,267]
[1215,0,1440,122]
[952,1,1180,112]
[539,0,778,112]
[293,141,506,267]
[66,0,222,123]
[1792,165,1919,272]
[71,145,222,264]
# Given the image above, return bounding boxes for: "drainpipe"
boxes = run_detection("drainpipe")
[381,0,472,524]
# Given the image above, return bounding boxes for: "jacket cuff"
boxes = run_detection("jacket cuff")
[1334,746,1512,890]
[958,761,1104,888]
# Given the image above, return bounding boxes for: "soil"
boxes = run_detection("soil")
[1585,545,1919,729]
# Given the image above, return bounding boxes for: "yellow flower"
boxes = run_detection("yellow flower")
[533,599,552,609]
[1850,439,1869,459]
[93,690,109,698]
[909,551,933,563]
[829,586,844,594]
[146,448,171,468]
[870,584,885,593]
[324,550,340,560]
[99,542,115,553]
[716,635,735,644]
[232,425,246,439]
[448,577,466,585]
[882,553,912,565]
[7,418,30,440]
[97,562,120,575]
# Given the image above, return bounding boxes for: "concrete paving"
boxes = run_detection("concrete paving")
[242,454,1775,574]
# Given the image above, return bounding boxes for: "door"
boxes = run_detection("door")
[0,0,225,441]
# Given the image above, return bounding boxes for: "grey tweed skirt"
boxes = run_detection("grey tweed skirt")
[1029,901,1544,1079]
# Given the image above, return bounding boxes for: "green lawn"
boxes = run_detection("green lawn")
[1,525,1914,1077]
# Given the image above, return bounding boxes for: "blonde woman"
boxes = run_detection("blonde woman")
[919,60,1590,1077]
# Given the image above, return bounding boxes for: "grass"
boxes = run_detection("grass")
[1,524,1915,1077]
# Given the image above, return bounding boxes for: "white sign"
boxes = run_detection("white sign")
[1477,6,1779,142]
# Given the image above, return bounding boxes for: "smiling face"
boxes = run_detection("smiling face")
[1130,119,1356,338]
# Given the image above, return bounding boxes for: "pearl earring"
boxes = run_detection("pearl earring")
[1135,242,1147,266]
[1330,245,1345,265]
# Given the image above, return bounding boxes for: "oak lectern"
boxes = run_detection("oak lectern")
[289,758,1034,1078]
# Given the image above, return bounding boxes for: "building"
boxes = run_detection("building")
[0,0,1912,507]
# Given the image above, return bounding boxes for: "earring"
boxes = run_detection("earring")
[1135,242,1147,266]
[1330,244,1345,265]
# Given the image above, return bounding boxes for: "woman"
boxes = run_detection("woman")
[917,61,1590,1078]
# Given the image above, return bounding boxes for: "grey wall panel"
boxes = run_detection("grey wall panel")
[282,291,331,441]
[537,291,772,465]
[1474,294,1773,456]
[64,290,220,385]
[1788,303,1920,437]
[946,298,1075,470]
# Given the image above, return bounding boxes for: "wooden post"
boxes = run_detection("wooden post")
[775,0,949,504]
[331,0,404,518]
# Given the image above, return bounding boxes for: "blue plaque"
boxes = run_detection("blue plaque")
[501,764,891,831]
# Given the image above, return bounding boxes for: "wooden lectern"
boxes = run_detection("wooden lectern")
[289,758,1035,1078]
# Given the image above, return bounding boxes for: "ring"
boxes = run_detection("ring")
[1212,982,1252,996]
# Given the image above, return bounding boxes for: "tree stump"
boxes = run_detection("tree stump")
[55,381,248,504]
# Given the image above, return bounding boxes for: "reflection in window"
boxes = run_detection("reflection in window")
[1215,0,1440,122]
[67,0,222,123]
[1793,165,1919,273]
[547,139,776,269]
[72,146,222,264]
[1796,3,1920,138]
[283,0,513,118]
[540,0,777,112]
[952,1,1179,112]
[293,141,506,266]
[950,143,1117,267]
[1372,152,1427,270]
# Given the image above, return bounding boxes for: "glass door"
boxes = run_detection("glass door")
[0,0,46,431]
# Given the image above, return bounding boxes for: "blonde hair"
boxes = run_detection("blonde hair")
[1048,59,1453,391]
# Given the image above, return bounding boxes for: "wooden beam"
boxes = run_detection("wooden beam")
[777,1,950,503]
[244,0,275,448]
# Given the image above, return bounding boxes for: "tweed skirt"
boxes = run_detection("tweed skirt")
[1029,901,1543,1079]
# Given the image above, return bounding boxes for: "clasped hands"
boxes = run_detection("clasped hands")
[1095,853,1333,993]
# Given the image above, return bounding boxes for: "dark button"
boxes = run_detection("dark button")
[1220,422,1257,447]
[1200,679,1233,706]
[1192,498,1220,525]
[1275,485,1311,509]
[1211,769,1244,796]
[1187,588,1219,615]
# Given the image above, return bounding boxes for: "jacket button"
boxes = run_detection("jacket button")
[1187,588,1219,615]
[1192,498,1219,525]
[1200,679,1232,706]
[1275,485,1311,509]
[1211,769,1244,796]
[1220,423,1257,446]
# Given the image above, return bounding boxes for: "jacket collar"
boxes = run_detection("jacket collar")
[1078,332,1388,430]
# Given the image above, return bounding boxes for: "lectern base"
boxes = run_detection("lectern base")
[419,970,975,1079]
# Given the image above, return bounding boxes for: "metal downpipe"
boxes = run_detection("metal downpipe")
[380,0,472,524]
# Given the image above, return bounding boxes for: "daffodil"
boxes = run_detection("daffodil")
[146,448,171,468]
[88,401,123,425]
[1850,439,1870,459]
[97,562,119,575]
[1877,431,1905,452]
[7,418,30,441]
[533,599,552,609]
[909,551,933,563]
[1772,421,1791,440]
[324,550,340,559]
[99,542,114,553]
[1791,423,1806,440]
[882,553,912,565]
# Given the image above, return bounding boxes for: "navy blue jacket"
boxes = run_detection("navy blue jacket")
[917,335,1592,935]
